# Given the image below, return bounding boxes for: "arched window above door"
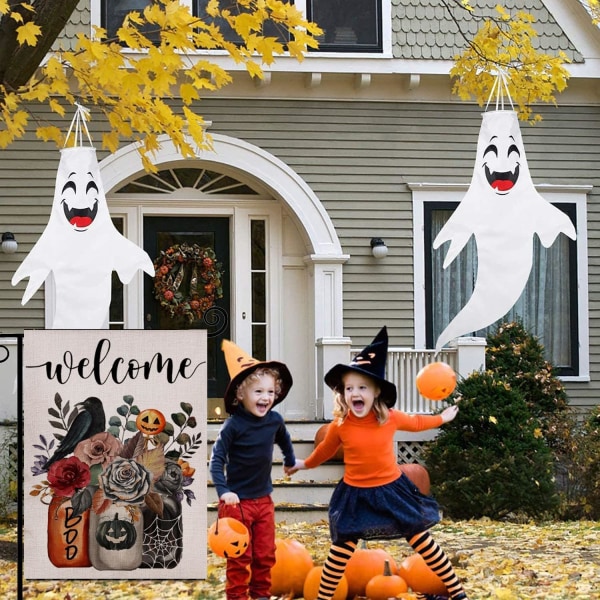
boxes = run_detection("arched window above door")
[114,167,260,196]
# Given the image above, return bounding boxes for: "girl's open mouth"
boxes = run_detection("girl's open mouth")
[352,400,365,410]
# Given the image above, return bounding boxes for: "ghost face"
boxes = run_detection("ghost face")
[60,169,100,232]
[482,133,521,195]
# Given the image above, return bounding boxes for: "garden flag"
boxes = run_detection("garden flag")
[433,74,576,350]
[11,104,154,328]
[24,329,207,580]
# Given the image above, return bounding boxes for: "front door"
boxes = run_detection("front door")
[144,217,230,402]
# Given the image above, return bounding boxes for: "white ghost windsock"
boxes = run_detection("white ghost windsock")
[12,145,154,328]
[433,109,576,350]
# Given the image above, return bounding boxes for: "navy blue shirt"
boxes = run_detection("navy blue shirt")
[209,406,296,499]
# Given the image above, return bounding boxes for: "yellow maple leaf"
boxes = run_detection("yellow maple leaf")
[451,9,570,122]
[180,83,200,104]
[489,416,498,425]
[245,60,264,79]
[16,21,41,46]
[36,125,63,145]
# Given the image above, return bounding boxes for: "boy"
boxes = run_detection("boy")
[209,339,296,600]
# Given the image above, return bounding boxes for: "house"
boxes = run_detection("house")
[1,0,599,434]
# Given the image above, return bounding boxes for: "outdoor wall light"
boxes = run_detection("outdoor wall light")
[1,232,18,254]
[370,237,388,259]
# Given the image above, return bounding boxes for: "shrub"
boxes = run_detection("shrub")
[485,321,572,446]
[574,406,600,519]
[0,425,17,517]
[485,321,590,518]
[423,370,558,519]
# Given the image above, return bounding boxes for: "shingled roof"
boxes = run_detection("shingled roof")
[392,0,583,62]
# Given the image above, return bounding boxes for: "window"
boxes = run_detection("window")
[102,0,159,41]
[412,184,590,380]
[251,220,267,360]
[307,0,382,53]
[101,0,290,45]
[99,0,384,53]
[194,0,291,45]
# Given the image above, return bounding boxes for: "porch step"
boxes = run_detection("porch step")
[206,420,337,523]
[205,420,432,523]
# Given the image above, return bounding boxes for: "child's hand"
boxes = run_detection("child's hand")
[220,491,240,505]
[440,404,459,424]
[284,459,306,476]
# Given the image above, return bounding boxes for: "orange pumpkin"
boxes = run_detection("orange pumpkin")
[345,542,398,599]
[303,565,348,600]
[207,517,249,558]
[399,463,431,496]
[398,553,447,595]
[270,538,314,597]
[136,408,167,435]
[365,559,408,599]
[314,423,344,461]
[415,362,456,401]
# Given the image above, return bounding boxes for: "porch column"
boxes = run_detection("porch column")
[305,255,349,419]
[316,337,352,419]
[454,336,486,379]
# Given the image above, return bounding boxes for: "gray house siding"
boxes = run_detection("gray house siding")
[1,98,599,412]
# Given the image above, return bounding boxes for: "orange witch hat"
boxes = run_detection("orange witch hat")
[222,339,293,414]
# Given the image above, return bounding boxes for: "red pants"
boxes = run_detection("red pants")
[219,496,276,600]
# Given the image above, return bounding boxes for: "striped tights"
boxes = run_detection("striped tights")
[314,531,467,600]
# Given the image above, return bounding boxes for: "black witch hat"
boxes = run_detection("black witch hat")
[324,326,396,407]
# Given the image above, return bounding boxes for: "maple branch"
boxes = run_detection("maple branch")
[0,0,80,91]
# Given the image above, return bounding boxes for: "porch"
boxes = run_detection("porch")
[207,337,487,522]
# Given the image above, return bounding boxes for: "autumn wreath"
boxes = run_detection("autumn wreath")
[153,243,223,324]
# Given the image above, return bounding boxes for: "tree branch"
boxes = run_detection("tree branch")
[1,0,80,91]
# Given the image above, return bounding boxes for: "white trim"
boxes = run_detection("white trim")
[101,134,343,258]
[410,182,590,381]
[99,134,349,415]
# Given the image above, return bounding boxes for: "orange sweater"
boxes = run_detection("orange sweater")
[304,409,443,488]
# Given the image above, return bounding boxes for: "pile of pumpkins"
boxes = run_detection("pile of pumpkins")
[270,537,448,600]
[209,462,445,598]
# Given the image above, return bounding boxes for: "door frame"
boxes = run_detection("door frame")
[98,134,349,419]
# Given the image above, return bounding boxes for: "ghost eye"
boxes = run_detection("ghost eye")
[86,180,99,194]
[508,144,520,157]
[483,144,498,158]
[62,181,76,195]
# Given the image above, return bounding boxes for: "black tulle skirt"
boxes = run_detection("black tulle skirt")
[328,473,440,544]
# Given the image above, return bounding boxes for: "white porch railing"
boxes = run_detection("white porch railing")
[351,338,486,415]
[351,347,457,414]
[386,347,457,414]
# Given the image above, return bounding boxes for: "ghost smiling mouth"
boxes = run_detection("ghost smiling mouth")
[484,164,520,193]
[62,199,99,229]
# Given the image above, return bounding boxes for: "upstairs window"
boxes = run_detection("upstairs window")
[194,0,292,45]
[102,0,291,46]
[307,0,382,53]
[102,0,159,41]
[100,0,383,53]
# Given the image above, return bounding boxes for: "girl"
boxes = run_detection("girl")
[286,327,468,600]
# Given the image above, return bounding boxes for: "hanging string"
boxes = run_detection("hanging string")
[63,103,94,148]
[485,68,514,112]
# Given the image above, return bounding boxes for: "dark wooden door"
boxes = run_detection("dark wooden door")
[144,217,230,398]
